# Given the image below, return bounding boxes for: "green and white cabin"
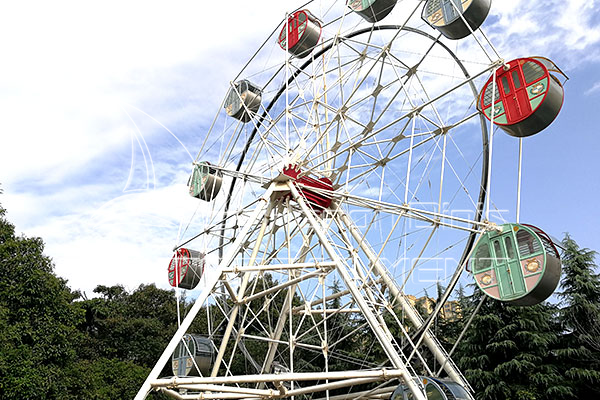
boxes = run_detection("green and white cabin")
[348,0,399,23]
[189,162,223,202]
[470,223,561,306]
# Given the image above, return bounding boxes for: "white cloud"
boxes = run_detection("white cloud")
[6,181,209,294]
[0,0,297,187]
[482,0,600,67]
[554,0,600,51]
[585,81,600,95]
[1,0,599,296]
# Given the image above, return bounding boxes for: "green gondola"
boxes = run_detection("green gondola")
[390,376,473,399]
[422,0,491,40]
[189,162,223,201]
[348,0,398,23]
[470,223,561,306]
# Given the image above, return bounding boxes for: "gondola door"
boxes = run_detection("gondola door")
[172,336,191,376]
[441,0,461,23]
[492,234,526,299]
[499,64,532,122]
[280,14,298,50]
[284,16,298,50]
[286,12,307,49]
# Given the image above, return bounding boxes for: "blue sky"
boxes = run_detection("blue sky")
[1,0,599,296]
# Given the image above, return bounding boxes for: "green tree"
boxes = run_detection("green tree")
[432,283,463,351]
[457,290,570,400]
[555,234,600,398]
[79,283,179,367]
[0,197,169,399]
[0,202,84,399]
[62,358,150,400]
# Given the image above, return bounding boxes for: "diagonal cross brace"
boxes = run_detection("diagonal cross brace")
[287,181,427,400]
[134,186,275,400]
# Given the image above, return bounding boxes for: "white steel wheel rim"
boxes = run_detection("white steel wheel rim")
[166,10,499,400]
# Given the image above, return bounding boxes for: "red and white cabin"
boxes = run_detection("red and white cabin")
[168,248,204,290]
[278,10,322,58]
[478,57,567,138]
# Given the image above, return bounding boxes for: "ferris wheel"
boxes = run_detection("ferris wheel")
[136,1,566,399]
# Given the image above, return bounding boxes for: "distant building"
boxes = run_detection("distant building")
[440,300,462,322]
[405,295,462,321]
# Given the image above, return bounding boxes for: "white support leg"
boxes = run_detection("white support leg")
[288,182,427,400]
[134,186,275,400]
[210,198,276,377]
[336,206,470,389]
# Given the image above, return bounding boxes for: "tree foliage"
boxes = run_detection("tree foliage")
[555,235,600,398]
[0,201,172,399]
[458,290,571,400]
[79,283,179,367]
[3,190,600,400]
[0,203,84,399]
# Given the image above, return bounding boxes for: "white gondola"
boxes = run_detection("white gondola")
[172,334,215,377]
[422,0,491,40]
[224,80,262,122]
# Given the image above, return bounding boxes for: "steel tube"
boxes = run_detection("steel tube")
[288,182,426,400]
[134,187,274,400]
[151,368,406,386]
[223,261,336,273]
[336,208,469,389]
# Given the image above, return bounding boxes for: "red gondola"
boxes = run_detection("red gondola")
[168,248,204,290]
[478,57,567,137]
[278,10,322,58]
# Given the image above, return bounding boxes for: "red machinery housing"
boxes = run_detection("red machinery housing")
[283,165,333,212]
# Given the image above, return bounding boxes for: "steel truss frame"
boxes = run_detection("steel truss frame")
[135,179,479,400]
[138,2,507,398]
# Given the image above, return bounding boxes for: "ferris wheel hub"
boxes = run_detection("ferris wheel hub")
[281,164,334,212]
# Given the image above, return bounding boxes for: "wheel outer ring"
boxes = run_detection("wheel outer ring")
[218,25,490,283]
